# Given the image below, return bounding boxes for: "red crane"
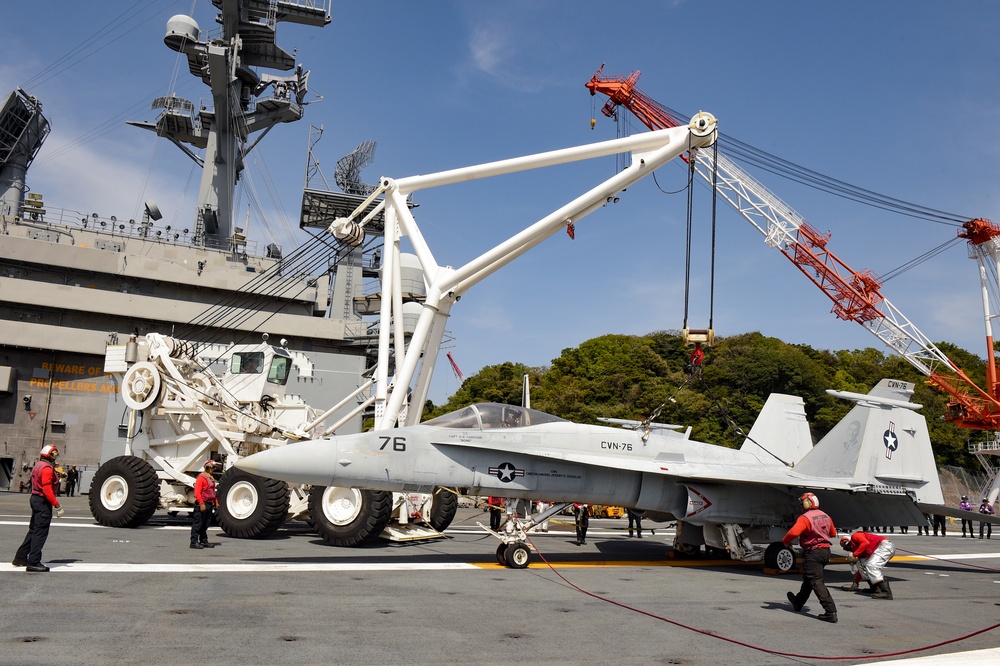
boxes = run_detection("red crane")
[446,352,464,383]
[587,65,1000,430]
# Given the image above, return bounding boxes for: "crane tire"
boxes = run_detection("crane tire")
[427,488,458,532]
[216,468,289,539]
[308,486,392,547]
[764,542,796,572]
[88,456,160,528]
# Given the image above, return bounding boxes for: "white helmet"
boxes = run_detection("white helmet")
[800,492,819,510]
[40,444,59,461]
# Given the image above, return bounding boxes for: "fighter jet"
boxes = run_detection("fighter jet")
[238,379,958,569]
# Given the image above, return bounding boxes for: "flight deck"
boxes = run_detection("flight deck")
[2,493,999,665]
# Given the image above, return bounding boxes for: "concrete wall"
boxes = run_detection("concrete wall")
[0,348,112,492]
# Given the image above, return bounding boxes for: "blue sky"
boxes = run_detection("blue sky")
[4,1,1000,405]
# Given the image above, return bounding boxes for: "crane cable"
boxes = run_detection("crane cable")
[681,139,719,335]
[682,140,695,333]
[708,140,719,334]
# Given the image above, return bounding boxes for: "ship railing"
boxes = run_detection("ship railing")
[7,204,260,257]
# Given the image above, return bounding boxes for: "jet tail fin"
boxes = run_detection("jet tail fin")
[795,379,944,505]
[739,393,812,467]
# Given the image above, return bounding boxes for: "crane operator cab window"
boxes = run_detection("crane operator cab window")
[266,355,291,386]
[230,351,291,386]
[232,352,264,375]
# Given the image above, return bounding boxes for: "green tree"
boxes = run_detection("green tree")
[425,329,990,470]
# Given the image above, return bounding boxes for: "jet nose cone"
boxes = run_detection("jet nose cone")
[233,453,262,475]
[234,438,338,485]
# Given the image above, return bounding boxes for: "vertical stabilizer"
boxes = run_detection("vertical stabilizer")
[740,393,812,466]
[795,379,944,504]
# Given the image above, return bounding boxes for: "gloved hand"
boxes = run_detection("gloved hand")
[846,553,856,562]
[55,506,65,518]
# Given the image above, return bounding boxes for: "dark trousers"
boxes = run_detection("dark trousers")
[67,481,77,497]
[628,512,642,534]
[981,521,993,538]
[932,515,946,536]
[489,508,502,531]
[792,547,836,614]
[15,495,53,566]
[191,504,214,544]
[575,513,589,543]
[961,519,974,535]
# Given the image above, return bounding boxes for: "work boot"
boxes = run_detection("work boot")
[26,564,50,572]
[840,582,859,592]
[786,591,804,612]
[638,530,643,539]
[818,612,838,623]
[11,558,28,567]
[190,542,204,549]
[871,581,893,600]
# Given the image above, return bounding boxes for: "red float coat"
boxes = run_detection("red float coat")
[194,472,217,505]
[846,531,886,559]
[782,509,835,550]
[31,460,60,507]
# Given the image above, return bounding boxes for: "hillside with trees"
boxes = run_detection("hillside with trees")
[425,331,990,470]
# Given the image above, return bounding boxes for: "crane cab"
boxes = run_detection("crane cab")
[222,344,292,404]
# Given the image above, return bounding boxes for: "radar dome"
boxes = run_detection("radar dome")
[400,302,424,336]
[398,253,426,299]
[164,15,199,52]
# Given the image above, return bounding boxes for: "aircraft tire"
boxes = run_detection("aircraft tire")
[672,537,700,557]
[505,542,531,569]
[496,543,508,566]
[427,488,458,531]
[216,468,289,539]
[88,456,160,528]
[764,542,796,572]
[309,486,392,547]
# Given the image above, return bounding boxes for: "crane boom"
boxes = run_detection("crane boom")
[586,65,1000,429]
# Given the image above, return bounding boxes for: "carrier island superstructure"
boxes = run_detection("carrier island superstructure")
[0,1,394,492]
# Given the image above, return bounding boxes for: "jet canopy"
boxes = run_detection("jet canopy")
[423,403,567,430]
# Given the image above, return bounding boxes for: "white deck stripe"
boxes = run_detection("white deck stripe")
[4,562,480,573]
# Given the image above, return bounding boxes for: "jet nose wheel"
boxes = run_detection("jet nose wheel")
[504,542,531,569]
[764,542,796,572]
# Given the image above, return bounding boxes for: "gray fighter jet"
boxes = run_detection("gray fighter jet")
[238,379,963,569]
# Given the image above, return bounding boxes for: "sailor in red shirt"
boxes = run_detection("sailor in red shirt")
[13,445,64,572]
[782,492,838,623]
[840,531,895,599]
[487,496,504,531]
[688,343,704,378]
[190,460,219,549]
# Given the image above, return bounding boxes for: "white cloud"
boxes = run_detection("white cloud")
[468,23,509,77]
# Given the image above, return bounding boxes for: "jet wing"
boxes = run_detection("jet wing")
[916,503,1000,525]
[431,439,856,491]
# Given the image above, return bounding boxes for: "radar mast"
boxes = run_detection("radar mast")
[128,0,331,244]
